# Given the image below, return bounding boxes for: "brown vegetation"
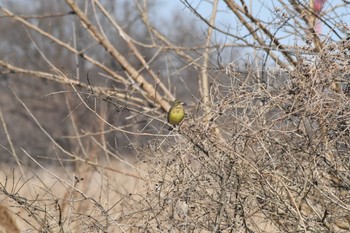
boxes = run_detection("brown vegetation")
[0,0,350,232]
[0,204,20,233]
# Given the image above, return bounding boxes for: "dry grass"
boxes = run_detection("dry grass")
[0,161,140,232]
[0,204,20,233]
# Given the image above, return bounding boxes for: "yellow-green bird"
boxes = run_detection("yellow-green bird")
[167,100,185,126]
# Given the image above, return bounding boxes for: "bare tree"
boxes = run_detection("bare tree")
[1,0,350,232]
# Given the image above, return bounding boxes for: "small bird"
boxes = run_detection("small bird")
[167,100,185,126]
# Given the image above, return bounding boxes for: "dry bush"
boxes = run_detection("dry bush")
[123,41,350,232]
[0,1,350,233]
